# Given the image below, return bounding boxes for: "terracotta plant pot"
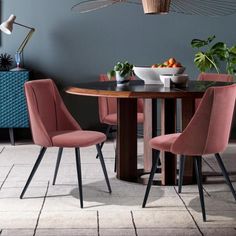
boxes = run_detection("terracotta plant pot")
[141,0,171,14]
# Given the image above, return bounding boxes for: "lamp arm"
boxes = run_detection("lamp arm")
[16,28,35,54]
[13,21,35,54]
[14,22,35,31]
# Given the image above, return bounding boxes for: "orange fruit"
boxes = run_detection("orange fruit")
[168,58,176,65]
[151,64,159,68]
[163,61,169,66]
[172,62,182,68]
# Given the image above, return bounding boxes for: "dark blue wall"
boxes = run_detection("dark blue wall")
[1,0,236,130]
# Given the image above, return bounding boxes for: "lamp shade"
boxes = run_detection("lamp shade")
[0,14,16,35]
[142,0,171,14]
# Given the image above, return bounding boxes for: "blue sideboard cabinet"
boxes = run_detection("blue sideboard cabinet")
[0,71,29,145]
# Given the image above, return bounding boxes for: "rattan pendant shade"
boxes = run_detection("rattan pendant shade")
[141,0,171,14]
[71,0,236,16]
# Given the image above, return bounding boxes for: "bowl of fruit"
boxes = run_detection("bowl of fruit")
[151,58,185,75]
[133,58,185,84]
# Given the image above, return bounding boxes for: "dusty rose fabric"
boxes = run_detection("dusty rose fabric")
[150,85,236,156]
[149,133,181,152]
[50,130,106,148]
[25,79,106,147]
[102,113,144,125]
[197,73,234,82]
[98,74,144,125]
[195,73,234,109]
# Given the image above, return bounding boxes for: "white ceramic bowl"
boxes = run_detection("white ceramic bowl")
[133,66,185,84]
[133,66,162,84]
[153,67,185,75]
[160,74,189,85]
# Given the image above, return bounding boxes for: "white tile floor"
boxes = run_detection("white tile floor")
[0,140,235,236]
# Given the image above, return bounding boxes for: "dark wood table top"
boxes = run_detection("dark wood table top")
[66,80,233,99]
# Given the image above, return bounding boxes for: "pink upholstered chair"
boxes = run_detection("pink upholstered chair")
[197,72,234,82]
[21,79,111,208]
[142,84,236,222]
[98,74,144,171]
[195,73,234,109]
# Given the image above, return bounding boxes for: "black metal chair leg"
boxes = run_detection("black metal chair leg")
[215,153,236,201]
[52,147,63,185]
[178,155,186,193]
[20,147,47,199]
[96,144,112,193]
[114,140,117,172]
[194,156,206,222]
[75,148,83,208]
[142,151,160,208]
[96,125,112,159]
[9,128,15,145]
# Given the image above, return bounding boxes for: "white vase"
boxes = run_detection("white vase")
[115,71,130,86]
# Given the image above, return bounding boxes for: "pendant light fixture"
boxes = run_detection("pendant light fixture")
[141,0,171,14]
[71,0,236,16]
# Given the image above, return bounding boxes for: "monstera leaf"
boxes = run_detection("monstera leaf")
[229,46,236,54]
[194,52,216,72]
[191,35,216,48]
[210,42,227,60]
[191,35,236,78]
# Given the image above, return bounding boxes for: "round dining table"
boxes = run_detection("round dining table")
[66,80,232,185]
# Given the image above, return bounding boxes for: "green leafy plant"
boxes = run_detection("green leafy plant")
[191,35,236,77]
[108,61,134,79]
[0,53,13,71]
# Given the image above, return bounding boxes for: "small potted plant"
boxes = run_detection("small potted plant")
[108,61,134,86]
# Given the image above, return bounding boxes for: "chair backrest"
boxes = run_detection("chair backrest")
[197,73,234,82]
[98,74,143,124]
[171,84,236,155]
[195,73,234,110]
[24,79,80,147]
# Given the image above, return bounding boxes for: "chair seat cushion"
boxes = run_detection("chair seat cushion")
[50,130,106,148]
[103,113,144,125]
[149,133,181,152]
